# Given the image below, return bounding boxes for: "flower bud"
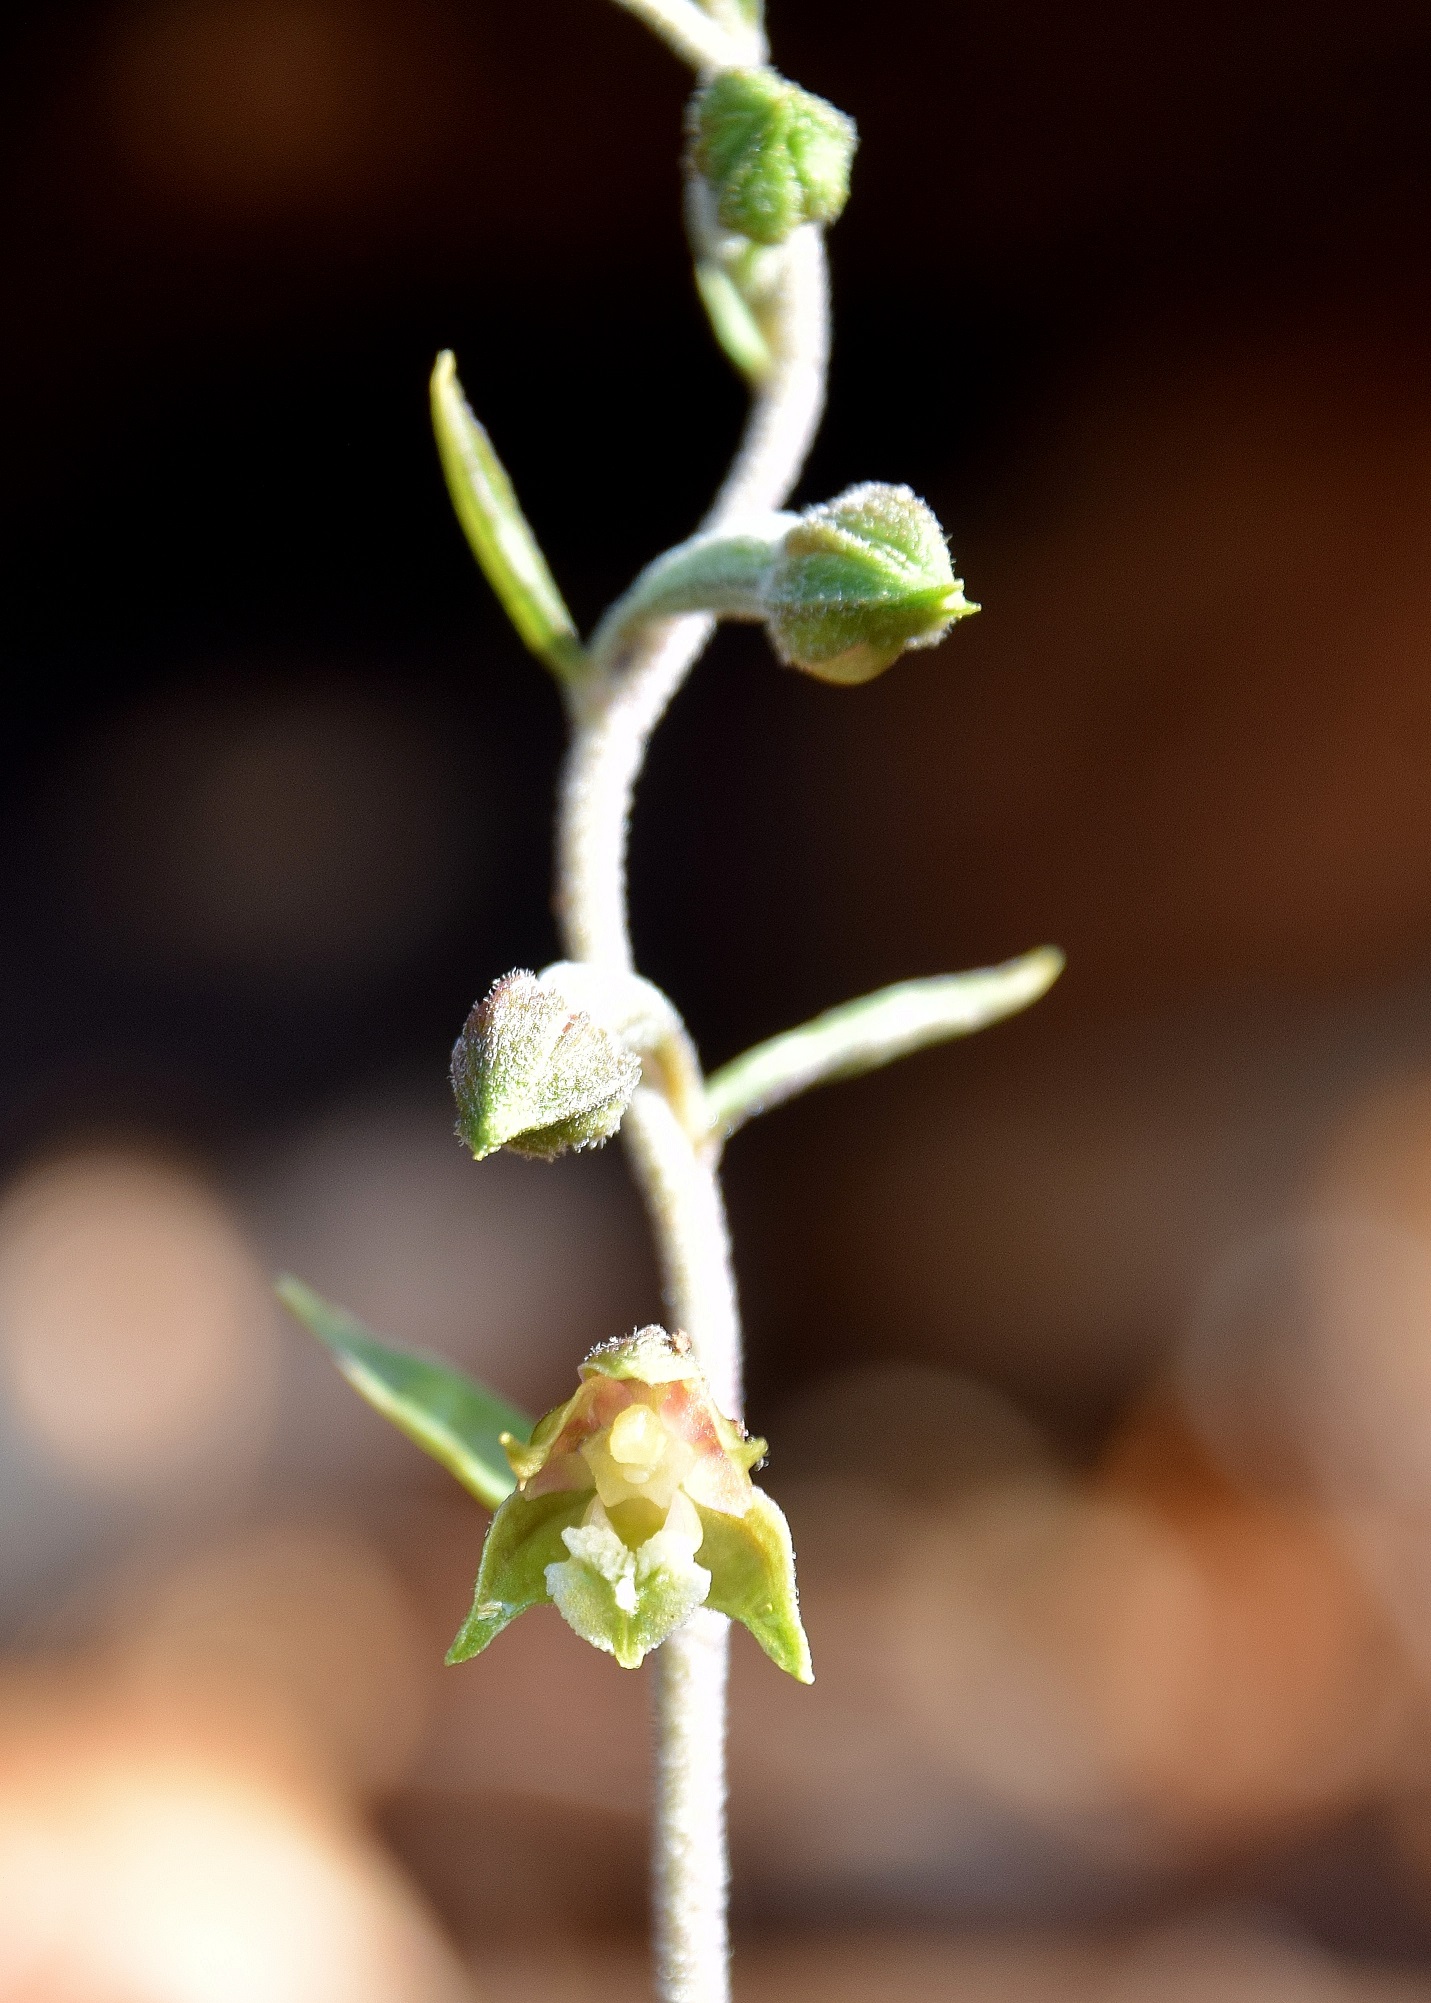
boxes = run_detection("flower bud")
[448,1326,812,1679]
[765,482,977,684]
[688,67,856,247]
[451,970,642,1163]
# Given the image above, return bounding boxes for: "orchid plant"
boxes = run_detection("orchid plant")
[279,2,1062,1996]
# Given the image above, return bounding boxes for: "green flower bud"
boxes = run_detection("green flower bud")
[448,1326,812,1680]
[590,486,976,685]
[451,970,642,1163]
[765,482,977,684]
[688,67,856,247]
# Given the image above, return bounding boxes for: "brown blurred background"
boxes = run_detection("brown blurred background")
[8,0,1431,1996]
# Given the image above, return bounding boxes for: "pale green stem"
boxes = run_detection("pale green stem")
[653,1609,732,2003]
[556,224,830,971]
[622,1088,742,1416]
[620,1087,741,2003]
[704,946,1066,1142]
[607,0,764,69]
[699,0,767,52]
[554,202,829,2003]
[586,522,789,676]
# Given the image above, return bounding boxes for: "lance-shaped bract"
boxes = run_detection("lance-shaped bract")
[430,352,586,686]
[689,68,856,246]
[448,1326,812,1679]
[452,969,643,1162]
[277,1277,528,1510]
[704,947,1066,1141]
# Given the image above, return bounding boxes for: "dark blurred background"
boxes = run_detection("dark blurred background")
[9,1,1431,1997]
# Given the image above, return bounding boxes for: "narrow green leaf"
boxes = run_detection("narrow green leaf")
[704,945,1066,1141]
[430,352,587,686]
[276,1275,531,1510]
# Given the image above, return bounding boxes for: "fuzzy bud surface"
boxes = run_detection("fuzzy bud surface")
[767,482,977,683]
[450,970,642,1162]
[689,67,856,246]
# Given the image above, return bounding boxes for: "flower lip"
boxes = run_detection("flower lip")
[545,1490,712,1669]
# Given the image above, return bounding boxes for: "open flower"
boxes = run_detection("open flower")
[447,1326,812,1679]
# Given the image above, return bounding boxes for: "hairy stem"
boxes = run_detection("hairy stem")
[622,1088,741,1416]
[556,224,829,971]
[624,1087,740,2003]
[653,1609,733,2003]
[554,214,831,2003]
[607,0,764,71]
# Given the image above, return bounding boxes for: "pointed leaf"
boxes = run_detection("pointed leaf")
[277,1275,531,1510]
[704,946,1065,1140]
[430,352,586,685]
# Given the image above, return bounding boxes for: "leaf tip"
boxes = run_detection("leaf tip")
[274,1271,324,1331]
[1027,943,1067,994]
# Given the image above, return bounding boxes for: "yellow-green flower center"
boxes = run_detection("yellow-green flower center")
[581,1395,696,1513]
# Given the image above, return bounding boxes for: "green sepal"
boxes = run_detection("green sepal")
[430,352,586,686]
[699,1491,812,1683]
[589,485,974,686]
[713,1406,767,1472]
[276,1276,531,1511]
[689,68,856,247]
[502,1383,585,1484]
[446,1488,589,1663]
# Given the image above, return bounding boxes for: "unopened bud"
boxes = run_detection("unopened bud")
[451,970,642,1163]
[689,67,856,247]
[590,484,974,684]
[448,1326,812,1680]
[766,482,976,684]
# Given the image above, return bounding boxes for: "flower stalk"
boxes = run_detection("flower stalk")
[552,235,827,1997]
[284,6,1066,2000]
